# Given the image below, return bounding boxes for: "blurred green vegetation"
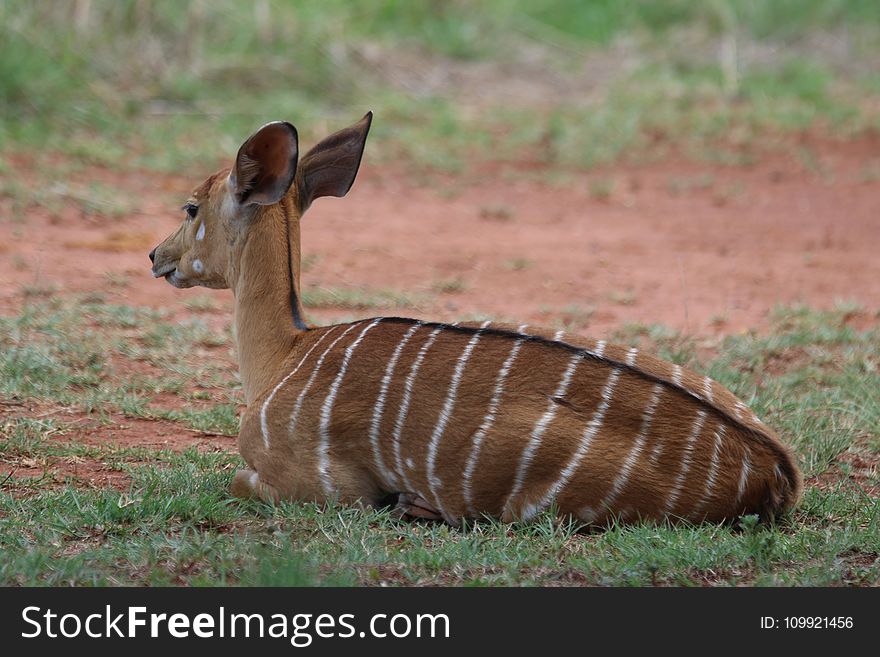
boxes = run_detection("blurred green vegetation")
[1,0,879,177]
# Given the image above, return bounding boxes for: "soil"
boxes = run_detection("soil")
[2,137,878,337]
[1,136,878,489]
[0,401,237,493]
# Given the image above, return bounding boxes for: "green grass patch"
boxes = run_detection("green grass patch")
[301,286,428,311]
[1,297,241,435]
[1,0,878,211]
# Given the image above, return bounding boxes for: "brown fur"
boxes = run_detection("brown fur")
[150,115,803,528]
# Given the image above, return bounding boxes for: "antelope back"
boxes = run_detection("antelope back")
[249,318,802,526]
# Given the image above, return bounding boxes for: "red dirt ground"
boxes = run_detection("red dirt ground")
[1,137,878,488]
[2,137,878,338]
[0,401,237,492]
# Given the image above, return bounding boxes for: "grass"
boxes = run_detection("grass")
[432,277,468,294]
[301,286,428,310]
[1,299,876,586]
[588,177,616,202]
[2,1,878,222]
[1,297,241,436]
[504,257,533,272]
[547,304,597,332]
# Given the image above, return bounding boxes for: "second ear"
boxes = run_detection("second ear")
[294,111,373,212]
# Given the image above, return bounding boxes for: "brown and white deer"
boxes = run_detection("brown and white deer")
[149,113,802,526]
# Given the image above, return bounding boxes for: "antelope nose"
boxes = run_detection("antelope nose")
[148,248,156,263]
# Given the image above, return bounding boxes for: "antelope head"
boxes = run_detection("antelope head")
[149,113,373,291]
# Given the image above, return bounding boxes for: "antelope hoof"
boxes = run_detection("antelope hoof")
[230,469,280,503]
[394,493,443,521]
[230,469,260,498]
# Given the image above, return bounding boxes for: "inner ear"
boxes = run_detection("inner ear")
[231,121,299,206]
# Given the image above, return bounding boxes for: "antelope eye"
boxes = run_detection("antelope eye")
[183,203,199,219]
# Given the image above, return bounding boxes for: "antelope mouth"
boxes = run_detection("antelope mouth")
[152,263,177,279]
[152,263,191,288]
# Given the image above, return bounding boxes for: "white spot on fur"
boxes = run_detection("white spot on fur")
[195,222,206,241]
[192,259,204,274]
[406,457,414,469]
[248,471,258,489]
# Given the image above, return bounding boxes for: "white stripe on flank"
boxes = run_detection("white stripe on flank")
[529,367,623,518]
[734,400,762,426]
[392,326,444,491]
[672,364,683,386]
[462,324,528,515]
[426,320,490,521]
[368,322,422,488]
[502,351,582,517]
[553,329,565,341]
[703,376,714,402]
[692,423,726,517]
[663,409,708,515]
[317,319,383,496]
[625,347,638,366]
[260,325,341,450]
[735,450,753,508]
[595,382,664,515]
[288,323,360,437]
[519,501,544,522]
[594,339,607,358]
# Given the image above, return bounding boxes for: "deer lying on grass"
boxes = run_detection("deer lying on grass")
[149,113,802,527]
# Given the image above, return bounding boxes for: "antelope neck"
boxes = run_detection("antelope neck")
[232,200,307,405]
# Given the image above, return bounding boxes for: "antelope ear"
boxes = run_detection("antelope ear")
[230,121,299,206]
[295,111,372,212]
